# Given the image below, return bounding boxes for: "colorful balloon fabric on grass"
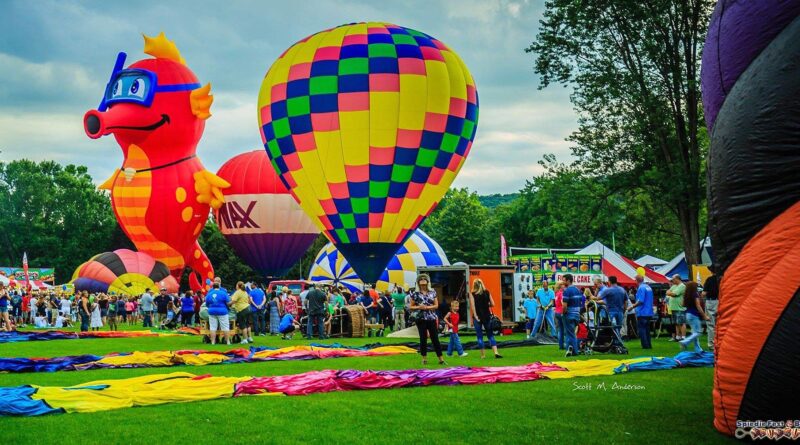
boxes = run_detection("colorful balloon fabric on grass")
[257,22,478,283]
[308,229,448,292]
[215,150,319,276]
[0,330,181,344]
[0,352,713,416]
[70,249,179,295]
[0,345,417,373]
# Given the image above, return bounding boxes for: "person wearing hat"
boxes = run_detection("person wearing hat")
[666,274,687,341]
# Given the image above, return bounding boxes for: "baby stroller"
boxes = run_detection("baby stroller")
[589,304,628,355]
[160,312,178,330]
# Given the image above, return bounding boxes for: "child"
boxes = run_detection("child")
[107,296,118,331]
[54,311,67,328]
[444,301,468,357]
[576,318,590,354]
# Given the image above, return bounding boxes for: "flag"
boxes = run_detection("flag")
[22,252,30,290]
[500,234,507,265]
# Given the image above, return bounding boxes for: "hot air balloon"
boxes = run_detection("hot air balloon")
[215,150,320,277]
[83,33,228,291]
[308,229,449,293]
[257,23,478,283]
[701,1,800,436]
[70,249,179,295]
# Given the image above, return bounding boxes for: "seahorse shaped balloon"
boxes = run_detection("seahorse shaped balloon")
[83,33,229,291]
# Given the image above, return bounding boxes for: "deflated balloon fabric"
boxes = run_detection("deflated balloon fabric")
[0,345,417,373]
[0,353,714,416]
[0,330,181,343]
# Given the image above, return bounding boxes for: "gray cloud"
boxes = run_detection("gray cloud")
[0,0,577,194]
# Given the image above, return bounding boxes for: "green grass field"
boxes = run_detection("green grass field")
[0,326,734,445]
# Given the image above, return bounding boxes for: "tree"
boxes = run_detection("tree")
[421,188,492,264]
[0,160,119,282]
[527,0,713,265]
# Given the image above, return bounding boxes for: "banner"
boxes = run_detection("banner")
[509,254,602,284]
[0,267,55,282]
[500,234,507,265]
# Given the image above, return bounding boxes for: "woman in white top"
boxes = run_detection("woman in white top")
[90,297,102,330]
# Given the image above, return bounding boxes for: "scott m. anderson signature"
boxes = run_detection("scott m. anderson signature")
[573,381,647,391]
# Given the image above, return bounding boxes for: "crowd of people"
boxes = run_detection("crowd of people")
[0,267,719,361]
[519,268,719,356]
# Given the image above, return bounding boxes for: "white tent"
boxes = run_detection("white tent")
[635,255,668,269]
[0,275,9,286]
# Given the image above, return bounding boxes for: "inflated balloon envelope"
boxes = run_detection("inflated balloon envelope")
[257,22,479,283]
[83,32,229,291]
[701,1,800,436]
[216,150,320,277]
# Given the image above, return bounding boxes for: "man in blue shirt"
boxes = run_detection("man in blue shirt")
[523,290,538,338]
[248,284,267,336]
[533,280,557,337]
[629,275,654,349]
[560,274,583,356]
[598,276,627,346]
[278,312,301,339]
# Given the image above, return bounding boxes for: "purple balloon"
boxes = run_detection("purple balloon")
[224,232,319,277]
[701,0,800,131]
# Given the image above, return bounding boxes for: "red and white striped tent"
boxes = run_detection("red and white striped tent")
[576,241,669,287]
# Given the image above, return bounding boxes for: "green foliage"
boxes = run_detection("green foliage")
[0,160,119,283]
[527,0,713,265]
[478,193,519,209]
[421,188,492,264]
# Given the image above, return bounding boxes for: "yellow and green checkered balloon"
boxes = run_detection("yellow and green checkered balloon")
[257,22,478,282]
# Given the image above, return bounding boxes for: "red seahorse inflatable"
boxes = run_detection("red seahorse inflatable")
[83,33,229,291]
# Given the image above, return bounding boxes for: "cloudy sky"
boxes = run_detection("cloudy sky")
[0,0,577,194]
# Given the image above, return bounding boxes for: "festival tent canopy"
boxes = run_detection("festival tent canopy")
[0,275,8,286]
[657,238,714,281]
[634,255,668,269]
[576,241,669,287]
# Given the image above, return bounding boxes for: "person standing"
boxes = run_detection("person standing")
[180,291,195,327]
[666,275,687,341]
[0,290,11,331]
[378,291,393,329]
[680,281,709,352]
[107,295,118,331]
[523,290,538,338]
[554,281,566,350]
[468,278,502,359]
[629,275,654,349]
[154,288,171,326]
[305,283,328,340]
[597,276,627,346]
[282,287,299,320]
[78,292,91,332]
[701,266,719,350]
[205,281,231,345]
[410,274,445,365]
[560,274,583,356]
[391,286,406,331]
[267,291,281,336]
[231,282,253,344]
[249,284,267,336]
[90,295,102,331]
[124,298,135,326]
[444,300,467,357]
[98,294,109,326]
[140,288,154,328]
[533,280,556,337]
